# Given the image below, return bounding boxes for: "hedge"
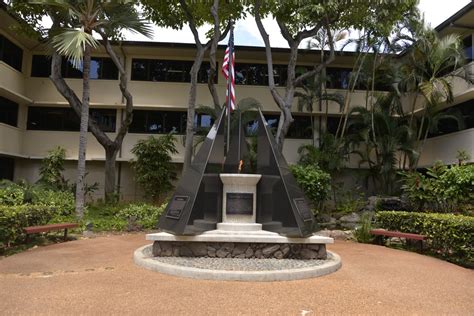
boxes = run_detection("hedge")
[376,211,474,266]
[0,204,62,249]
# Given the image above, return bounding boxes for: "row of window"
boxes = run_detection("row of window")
[131,59,216,83]
[31,55,119,79]
[0,34,23,71]
[28,55,385,90]
[22,107,318,139]
[0,96,19,127]
[27,107,117,132]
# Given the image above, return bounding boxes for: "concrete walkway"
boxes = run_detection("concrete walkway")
[0,233,472,315]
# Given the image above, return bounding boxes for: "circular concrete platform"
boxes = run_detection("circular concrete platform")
[134,244,342,282]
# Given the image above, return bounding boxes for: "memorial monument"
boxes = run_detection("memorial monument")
[146,109,334,260]
[143,23,335,266]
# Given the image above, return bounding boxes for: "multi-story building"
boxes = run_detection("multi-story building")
[0,2,472,200]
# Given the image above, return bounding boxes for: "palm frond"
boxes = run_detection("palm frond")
[51,29,99,68]
[101,2,153,39]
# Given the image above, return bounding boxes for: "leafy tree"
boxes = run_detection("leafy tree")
[10,0,152,216]
[131,135,178,202]
[141,0,246,172]
[251,0,418,151]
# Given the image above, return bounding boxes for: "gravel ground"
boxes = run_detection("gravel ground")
[0,233,473,315]
[150,254,333,271]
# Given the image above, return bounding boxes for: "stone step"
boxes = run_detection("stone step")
[216,222,263,231]
[193,219,217,231]
[262,221,283,231]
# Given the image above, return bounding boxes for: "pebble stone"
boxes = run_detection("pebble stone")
[150,254,335,271]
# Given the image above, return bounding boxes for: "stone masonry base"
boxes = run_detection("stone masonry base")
[152,241,327,260]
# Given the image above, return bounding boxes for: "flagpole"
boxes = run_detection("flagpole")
[225,22,234,155]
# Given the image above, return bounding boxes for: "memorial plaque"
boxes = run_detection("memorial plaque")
[166,196,189,219]
[293,198,313,222]
[226,193,253,215]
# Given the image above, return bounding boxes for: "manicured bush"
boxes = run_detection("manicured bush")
[115,203,167,229]
[0,204,61,248]
[375,211,474,266]
[290,164,331,206]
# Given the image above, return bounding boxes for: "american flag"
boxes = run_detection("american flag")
[222,27,236,111]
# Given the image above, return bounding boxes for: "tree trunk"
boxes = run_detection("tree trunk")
[104,146,118,202]
[75,43,91,219]
[183,49,205,171]
[254,1,336,150]
[50,32,135,202]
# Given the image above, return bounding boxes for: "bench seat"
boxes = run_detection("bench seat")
[24,223,78,241]
[370,229,426,241]
[370,229,426,251]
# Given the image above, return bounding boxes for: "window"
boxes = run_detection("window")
[90,109,116,132]
[27,107,116,132]
[326,116,341,135]
[129,110,187,134]
[0,157,14,181]
[195,113,214,135]
[131,59,216,83]
[245,113,313,139]
[427,100,474,138]
[326,68,353,89]
[31,55,118,79]
[0,34,23,71]
[463,35,473,62]
[234,63,288,86]
[128,110,216,134]
[0,96,18,127]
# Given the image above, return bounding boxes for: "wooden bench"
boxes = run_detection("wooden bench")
[370,229,426,251]
[24,223,78,242]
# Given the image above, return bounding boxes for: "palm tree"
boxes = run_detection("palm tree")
[346,92,418,194]
[29,0,152,217]
[294,74,344,146]
[400,28,471,168]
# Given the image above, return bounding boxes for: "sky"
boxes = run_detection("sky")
[122,0,472,48]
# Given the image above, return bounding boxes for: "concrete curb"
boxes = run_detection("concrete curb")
[134,244,342,282]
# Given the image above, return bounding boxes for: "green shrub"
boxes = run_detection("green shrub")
[0,204,61,248]
[400,164,474,212]
[30,188,75,216]
[38,146,69,191]
[290,164,331,206]
[85,218,128,232]
[0,181,25,206]
[375,211,474,266]
[131,135,178,202]
[115,203,167,229]
[0,181,74,213]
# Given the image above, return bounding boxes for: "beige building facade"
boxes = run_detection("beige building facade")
[0,3,472,200]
